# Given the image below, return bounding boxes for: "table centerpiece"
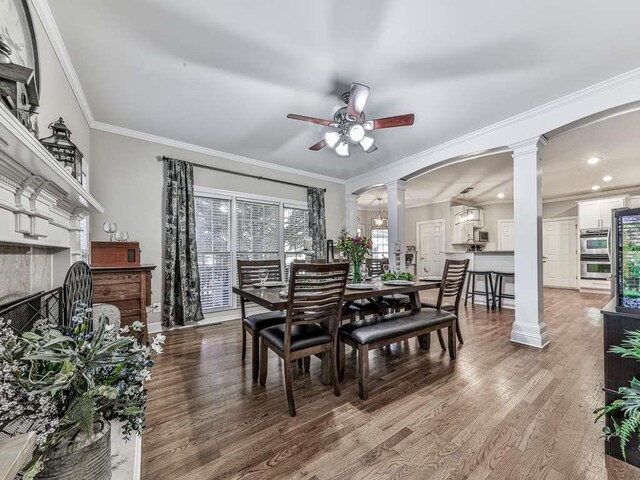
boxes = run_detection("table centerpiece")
[337,228,372,283]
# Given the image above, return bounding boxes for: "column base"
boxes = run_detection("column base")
[510,321,549,349]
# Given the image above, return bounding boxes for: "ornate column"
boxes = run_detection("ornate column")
[510,137,549,348]
[386,180,407,272]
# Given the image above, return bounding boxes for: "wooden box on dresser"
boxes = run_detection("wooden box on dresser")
[91,265,156,343]
[602,299,640,467]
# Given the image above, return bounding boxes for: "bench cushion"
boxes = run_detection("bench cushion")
[260,323,332,351]
[243,311,286,332]
[339,310,456,345]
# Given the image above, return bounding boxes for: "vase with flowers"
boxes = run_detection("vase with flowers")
[336,227,372,283]
[0,304,165,479]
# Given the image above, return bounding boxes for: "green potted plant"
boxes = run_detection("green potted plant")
[0,304,165,479]
[336,227,372,283]
[594,329,640,461]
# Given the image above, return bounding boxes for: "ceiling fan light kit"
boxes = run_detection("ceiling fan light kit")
[287,82,415,157]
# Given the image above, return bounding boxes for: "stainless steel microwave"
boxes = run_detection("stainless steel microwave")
[474,230,489,243]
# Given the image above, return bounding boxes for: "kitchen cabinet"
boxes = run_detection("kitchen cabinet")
[578,197,626,230]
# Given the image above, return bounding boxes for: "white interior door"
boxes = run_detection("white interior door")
[498,219,515,250]
[417,220,446,277]
[543,218,578,288]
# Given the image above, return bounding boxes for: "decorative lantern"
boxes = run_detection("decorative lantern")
[40,117,83,184]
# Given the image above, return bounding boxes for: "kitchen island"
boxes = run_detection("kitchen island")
[444,251,514,308]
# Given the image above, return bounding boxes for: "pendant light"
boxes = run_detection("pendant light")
[372,197,386,227]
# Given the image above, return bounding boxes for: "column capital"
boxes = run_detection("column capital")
[510,136,548,157]
[385,179,407,192]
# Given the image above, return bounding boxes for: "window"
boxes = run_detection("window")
[194,188,310,312]
[236,200,280,261]
[195,196,232,310]
[371,228,389,259]
[283,207,309,279]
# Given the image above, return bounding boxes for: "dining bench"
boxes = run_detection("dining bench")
[338,309,457,399]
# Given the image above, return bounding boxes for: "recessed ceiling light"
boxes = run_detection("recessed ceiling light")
[602,175,613,182]
[592,185,601,191]
[587,157,600,165]
[497,192,505,199]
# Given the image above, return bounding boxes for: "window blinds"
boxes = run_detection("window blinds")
[235,200,280,261]
[283,207,310,278]
[195,196,232,310]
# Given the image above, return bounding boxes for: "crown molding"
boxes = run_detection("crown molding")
[347,66,640,189]
[92,121,346,185]
[30,0,95,127]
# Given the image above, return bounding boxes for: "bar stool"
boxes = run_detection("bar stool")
[464,270,494,309]
[492,272,514,310]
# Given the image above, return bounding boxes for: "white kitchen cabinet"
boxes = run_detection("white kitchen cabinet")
[578,197,626,230]
[578,200,601,230]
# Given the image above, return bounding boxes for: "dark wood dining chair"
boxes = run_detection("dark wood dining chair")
[365,258,386,277]
[364,257,409,314]
[238,259,286,381]
[421,258,469,347]
[259,262,349,416]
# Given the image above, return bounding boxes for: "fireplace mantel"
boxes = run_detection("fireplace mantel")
[0,103,102,249]
[0,103,103,289]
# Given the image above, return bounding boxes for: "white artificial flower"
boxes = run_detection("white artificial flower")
[154,333,166,344]
[105,323,115,332]
[131,321,143,332]
[150,342,163,354]
[119,325,130,334]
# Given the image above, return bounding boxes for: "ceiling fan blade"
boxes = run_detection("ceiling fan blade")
[287,114,335,127]
[309,139,327,151]
[365,144,378,154]
[369,114,415,130]
[346,83,370,122]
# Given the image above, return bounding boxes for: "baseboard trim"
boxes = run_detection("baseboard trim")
[510,321,550,349]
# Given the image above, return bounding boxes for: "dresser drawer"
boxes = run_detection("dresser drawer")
[93,273,142,286]
[94,282,141,302]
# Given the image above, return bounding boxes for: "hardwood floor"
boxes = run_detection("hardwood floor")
[142,289,640,479]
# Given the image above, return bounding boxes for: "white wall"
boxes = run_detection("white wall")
[542,200,578,219]
[89,130,346,308]
[31,6,90,159]
[405,201,452,248]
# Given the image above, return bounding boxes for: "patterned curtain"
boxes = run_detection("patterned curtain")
[307,187,326,260]
[162,157,204,327]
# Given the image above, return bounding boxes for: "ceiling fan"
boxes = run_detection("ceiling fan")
[287,83,415,157]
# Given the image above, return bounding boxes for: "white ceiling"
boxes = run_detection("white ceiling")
[49,0,640,180]
[358,110,640,209]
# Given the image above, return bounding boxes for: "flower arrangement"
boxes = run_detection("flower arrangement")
[337,227,372,283]
[0,305,165,479]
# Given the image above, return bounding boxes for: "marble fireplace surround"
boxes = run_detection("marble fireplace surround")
[0,245,54,304]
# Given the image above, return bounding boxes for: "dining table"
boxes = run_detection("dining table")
[233,278,442,385]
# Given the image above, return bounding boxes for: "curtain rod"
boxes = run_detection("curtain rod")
[159,156,326,192]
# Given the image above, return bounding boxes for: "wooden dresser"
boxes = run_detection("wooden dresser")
[91,265,156,343]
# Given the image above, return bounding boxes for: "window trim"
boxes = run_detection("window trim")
[194,186,308,313]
